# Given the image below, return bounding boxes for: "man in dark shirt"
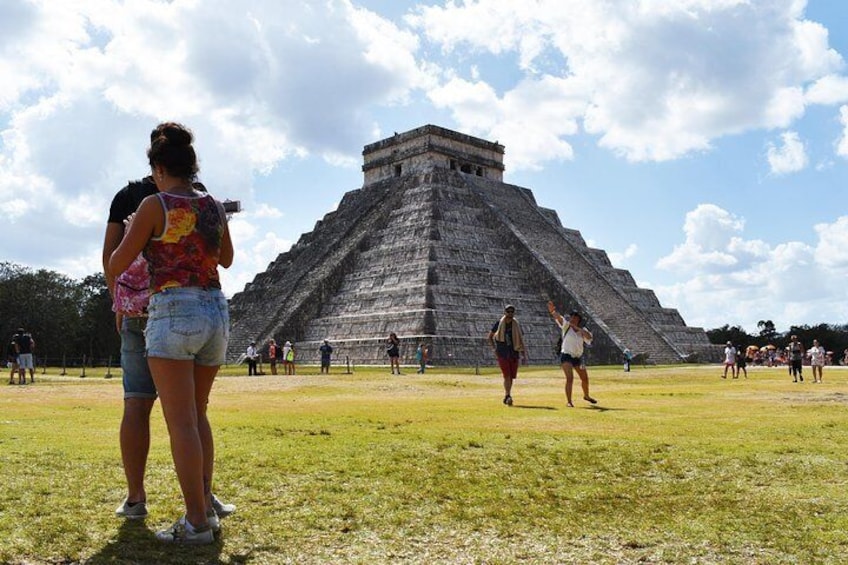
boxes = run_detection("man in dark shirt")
[14,328,35,384]
[319,340,333,374]
[487,305,528,406]
[7,339,19,385]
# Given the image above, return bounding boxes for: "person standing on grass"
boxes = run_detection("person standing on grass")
[319,340,333,374]
[623,348,633,372]
[488,305,527,406]
[282,341,295,375]
[103,130,235,526]
[808,339,826,383]
[415,342,429,374]
[267,339,278,375]
[722,341,737,379]
[7,338,19,385]
[386,332,401,375]
[548,301,596,407]
[14,328,35,384]
[109,122,233,545]
[735,344,747,378]
[245,341,259,376]
[788,335,804,382]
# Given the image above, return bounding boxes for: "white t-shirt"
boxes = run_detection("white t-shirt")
[558,319,592,357]
[808,346,825,366]
[724,346,736,364]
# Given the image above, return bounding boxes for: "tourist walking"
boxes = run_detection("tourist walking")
[386,332,401,374]
[808,339,826,383]
[488,304,528,406]
[722,341,737,379]
[735,344,747,378]
[548,301,596,407]
[788,335,804,382]
[109,122,234,544]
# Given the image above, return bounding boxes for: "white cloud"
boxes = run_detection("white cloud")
[805,74,848,105]
[0,0,428,293]
[607,244,638,266]
[654,204,848,331]
[767,130,809,174]
[657,204,747,273]
[814,215,848,269]
[410,0,846,165]
[838,105,848,158]
[427,74,580,168]
[221,229,293,299]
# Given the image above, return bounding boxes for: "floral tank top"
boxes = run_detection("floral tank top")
[144,192,224,294]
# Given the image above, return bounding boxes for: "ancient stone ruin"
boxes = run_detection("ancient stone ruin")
[227,125,716,366]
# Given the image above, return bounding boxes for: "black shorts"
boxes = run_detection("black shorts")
[560,353,583,367]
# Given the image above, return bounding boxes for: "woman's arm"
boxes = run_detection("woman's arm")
[108,196,159,279]
[547,300,564,326]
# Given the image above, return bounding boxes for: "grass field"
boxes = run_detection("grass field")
[1,363,847,564]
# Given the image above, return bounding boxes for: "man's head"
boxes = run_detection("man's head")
[504,305,516,318]
[791,335,798,341]
[569,311,583,325]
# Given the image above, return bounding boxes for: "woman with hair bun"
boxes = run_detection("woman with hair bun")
[109,122,233,545]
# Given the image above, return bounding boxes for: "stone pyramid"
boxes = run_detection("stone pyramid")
[227,125,716,366]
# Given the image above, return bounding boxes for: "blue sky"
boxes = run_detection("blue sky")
[2,0,848,334]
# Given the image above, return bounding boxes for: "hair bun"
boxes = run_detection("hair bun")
[162,123,193,147]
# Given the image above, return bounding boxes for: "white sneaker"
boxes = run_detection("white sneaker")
[115,498,148,520]
[211,494,236,517]
[155,516,214,545]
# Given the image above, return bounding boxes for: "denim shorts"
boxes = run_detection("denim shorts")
[17,353,34,370]
[121,316,156,399]
[145,287,229,366]
[560,352,584,367]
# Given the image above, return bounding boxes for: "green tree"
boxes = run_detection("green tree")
[0,263,84,363]
[76,273,120,363]
[0,263,121,365]
[706,324,752,347]
[756,319,779,344]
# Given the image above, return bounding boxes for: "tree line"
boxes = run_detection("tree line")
[706,319,848,360]
[3,261,848,366]
[1,262,118,366]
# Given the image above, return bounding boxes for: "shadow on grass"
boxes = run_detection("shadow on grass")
[512,404,558,410]
[85,519,223,565]
[586,404,625,412]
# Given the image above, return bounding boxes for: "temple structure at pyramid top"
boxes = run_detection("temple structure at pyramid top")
[362,125,505,184]
[226,124,718,366]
